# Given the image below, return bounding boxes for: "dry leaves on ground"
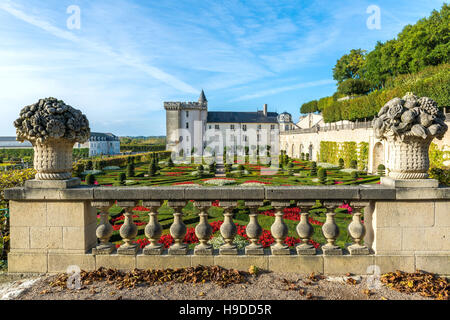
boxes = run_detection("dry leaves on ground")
[381,270,449,300]
[48,265,249,292]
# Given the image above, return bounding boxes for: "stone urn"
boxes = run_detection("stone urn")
[14,97,90,181]
[373,93,448,179]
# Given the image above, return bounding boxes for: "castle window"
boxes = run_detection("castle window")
[257,124,261,130]
[243,124,247,131]
[271,124,275,130]
[186,111,189,117]
[186,122,189,129]
[230,124,235,130]
[215,125,220,130]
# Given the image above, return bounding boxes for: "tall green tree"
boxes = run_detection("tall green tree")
[332,49,367,83]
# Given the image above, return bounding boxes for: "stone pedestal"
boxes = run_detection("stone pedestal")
[381,177,439,188]
[143,245,164,255]
[322,245,343,255]
[117,244,138,255]
[296,244,316,255]
[347,244,370,255]
[92,244,115,255]
[25,177,81,189]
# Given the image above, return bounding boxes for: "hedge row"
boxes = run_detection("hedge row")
[120,144,166,152]
[319,141,369,170]
[79,151,172,168]
[0,148,89,161]
[322,64,449,123]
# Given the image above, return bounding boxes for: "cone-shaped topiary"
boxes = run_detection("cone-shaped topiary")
[350,159,358,169]
[118,172,126,185]
[377,164,386,176]
[310,161,317,176]
[318,168,327,184]
[338,158,344,169]
[86,173,95,185]
[126,163,135,177]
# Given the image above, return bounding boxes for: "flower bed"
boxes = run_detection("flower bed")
[203,178,236,186]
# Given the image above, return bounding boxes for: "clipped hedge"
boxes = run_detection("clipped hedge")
[120,144,166,152]
[319,141,368,170]
[322,64,450,123]
[80,151,172,168]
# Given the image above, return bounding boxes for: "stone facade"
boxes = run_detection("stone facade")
[164,91,294,156]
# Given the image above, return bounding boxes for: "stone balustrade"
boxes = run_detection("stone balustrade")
[4,185,450,276]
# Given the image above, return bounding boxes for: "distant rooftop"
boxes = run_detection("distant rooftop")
[207,111,279,123]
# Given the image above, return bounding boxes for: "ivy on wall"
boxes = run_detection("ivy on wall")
[319,141,368,170]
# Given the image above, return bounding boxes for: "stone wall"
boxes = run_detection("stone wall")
[4,186,450,276]
[280,122,450,172]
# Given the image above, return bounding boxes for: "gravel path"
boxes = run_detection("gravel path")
[13,272,432,300]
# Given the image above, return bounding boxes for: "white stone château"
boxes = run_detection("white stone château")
[74,132,120,157]
[165,90,295,155]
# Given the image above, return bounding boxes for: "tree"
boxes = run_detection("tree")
[337,78,372,96]
[300,100,318,114]
[118,172,126,185]
[148,162,157,176]
[86,174,95,185]
[318,168,327,185]
[310,161,317,176]
[127,163,135,177]
[338,158,345,169]
[333,49,367,83]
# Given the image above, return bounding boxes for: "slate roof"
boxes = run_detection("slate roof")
[207,111,279,123]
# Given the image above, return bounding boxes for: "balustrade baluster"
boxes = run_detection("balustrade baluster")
[245,201,264,255]
[194,201,213,255]
[142,201,163,255]
[347,202,370,255]
[321,201,343,255]
[117,201,139,255]
[92,201,115,254]
[296,201,317,255]
[270,201,290,255]
[219,202,237,255]
[168,202,188,255]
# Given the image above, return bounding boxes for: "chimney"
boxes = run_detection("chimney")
[263,104,268,116]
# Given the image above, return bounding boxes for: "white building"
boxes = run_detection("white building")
[165,91,294,155]
[74,132,120,157]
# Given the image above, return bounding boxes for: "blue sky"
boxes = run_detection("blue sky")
[0,0,446,136]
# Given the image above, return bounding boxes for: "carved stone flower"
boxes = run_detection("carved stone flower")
[46,119,66,139]
[14,97,90,144]
[387,104,404,120]
[373,94,448,141]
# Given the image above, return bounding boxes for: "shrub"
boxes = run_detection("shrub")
[301,153,305,161]
[168,157,174,167]
[429,167,450,186]
[73,162,85,178]
[148,162,157,176]
[377,164,386,176]
[350,160,358,169]
[305,153,310,161]
[118,172,126,185]
[238,164,245,171]
[85,160,93,170]
[198,165,204,175]
[310,161,317,176]
[86,174,95,185]
[338,158,345,169]
[337,78,372,95]
[94,161,101,170]
[351,171,358,179]
[209,163,216,174]
[126,163,135,177]
[318,168,327,184]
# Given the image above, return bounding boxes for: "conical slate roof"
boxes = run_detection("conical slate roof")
[198,90,207,103]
